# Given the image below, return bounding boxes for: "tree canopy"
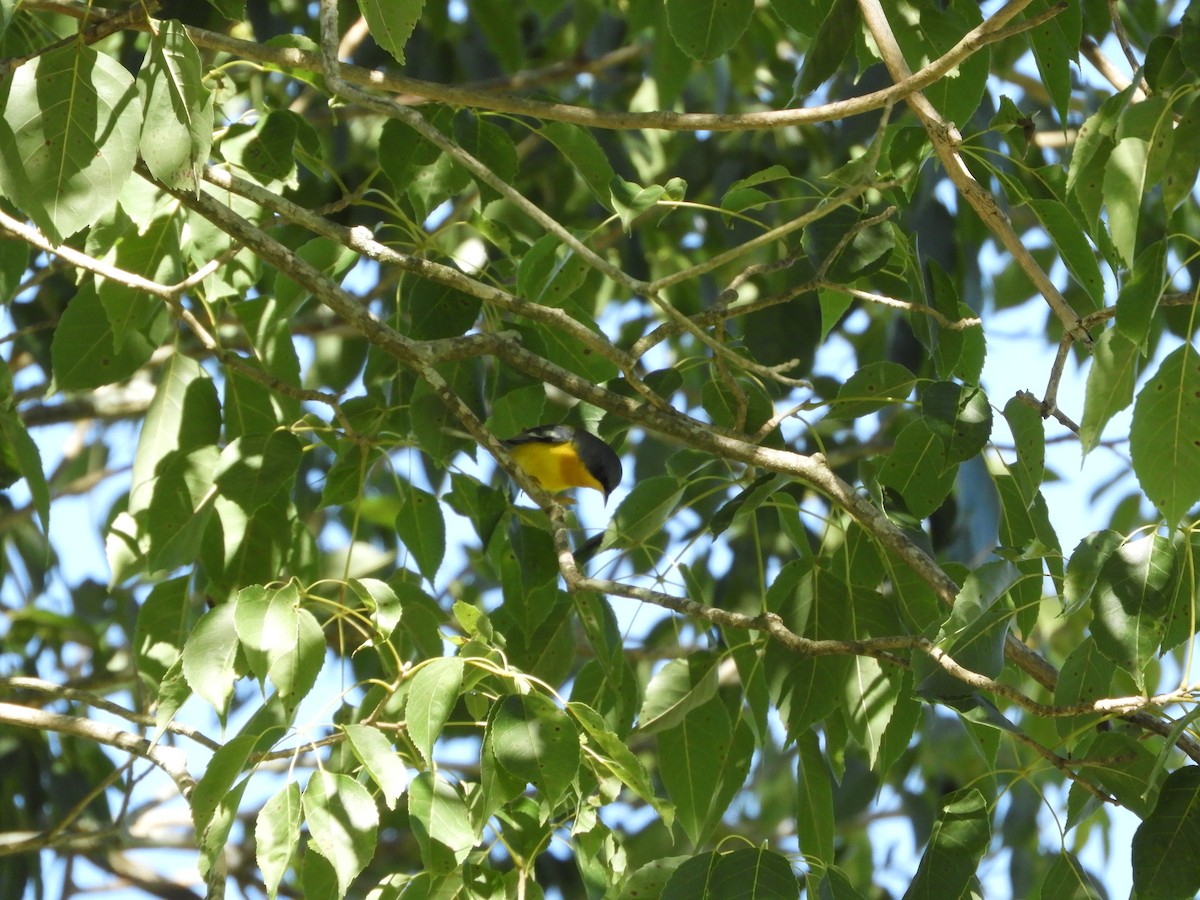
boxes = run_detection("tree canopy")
[2,0,1200,897]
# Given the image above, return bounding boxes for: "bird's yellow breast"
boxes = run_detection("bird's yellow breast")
[508,440,604,494]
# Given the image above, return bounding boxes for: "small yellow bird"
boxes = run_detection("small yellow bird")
[501,424,622,503]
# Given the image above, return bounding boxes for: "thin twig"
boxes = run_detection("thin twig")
[1016,389,1080,434]
[815,282,983,331]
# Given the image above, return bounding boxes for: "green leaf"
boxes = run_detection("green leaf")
[1053,638,1114,747]
[94,212,179,352]
[610,177,666,230]
[214,431,302,513]
[357,0,424,64]
[378,116,441,189]
[343,724,410,810]
[234,582,325,710]
[406,657,464,767]
[1114,242,1165,350]
[1068,86,1132,194]
[201,492,292,601]
[891,2,989,125]
[1023,0,1080,128]
[722,164,792,199]
[1103,136,1149,265]
[408,771,476,876]
[0,238,29,304]
[303,771,380,896]
[612,476,683,547]
[50,284,155,392]
[766,647,847,742]
[843,594,905,765]
[486,385,546,444]
[1080,328,1140,455]
[0,45,142,243]
[130,355,223,513]
[537,122,616,207]
[466,0,524,71]
[796,729,835,864]
[133,577,194,693]
[1038,852,1105,900]
[205,0,244,19]
[153,660,191,738]
[569,702,669,823]
[636,653,720,735]
[709,474,786,537]
[395,484,446,583]
[819,288,855,340]
[348,577,402,645]
[275,237,359,312]
[618,858,691,900]
[1089,533,1175,689]
[702,376,775,433]
[145,446,219,572]
[1002,396,1044,510]
[138,20,214,189]
[902,789,991,900]
[878,419,955,519]
[1130,343,1200,525]
[405,277,482,339]
[1163,96,1200,211]
[181,601,241,719]
[794,0,858,95]
[664,0,754,61]
[1028,199,1104,310]
[831,361,917,419]
[917,560,1018,701]
[453,110,518,205]
[924,382,992,465]
[490,693,580,804]
[192,734,256,860]
[514,322,619,385]
[1132,766,1200,899]
[1063,530,1124,614]
[219,113,299,187]
[657,696,754,848]
[516,235,591,308]
[663,848,800,898]
[0,404,48,533]
[256,782,302,900]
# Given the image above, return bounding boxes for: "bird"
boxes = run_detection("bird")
[501,424,622,503]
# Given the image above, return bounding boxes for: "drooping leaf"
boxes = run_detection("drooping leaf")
[256,783,302,900]
[1080,328,1140,455]
[138,21,214,189]
[1131,766,1200,899]
[357,0,425,64]
[303,771,380,896]
[406,657,464,767]
[902,789,991,900]
[1130,343,1200,526]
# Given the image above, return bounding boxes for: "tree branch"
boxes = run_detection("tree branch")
[0,702,196,798]
[23,0,1052,133]
[856,0,1092,348]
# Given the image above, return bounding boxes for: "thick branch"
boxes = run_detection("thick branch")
[0,702,195,798]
